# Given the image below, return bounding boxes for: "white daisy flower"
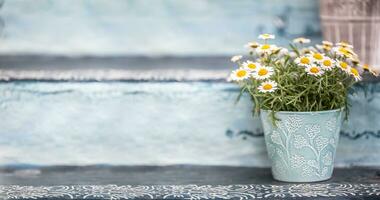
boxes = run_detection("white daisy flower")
[322,41,333,47]
[278,48,289,56]
[258,33,275,40]
[301,48,312,55]
[336,41,353,49]
[333,47,353,58]
[350,67,362,81]
[244,42,260,49]
[362,64,378,76]
[316,44,324,51]
[305,65,324,76]
[310,52,325,63]
[271,46,281,53]
[308,47,319,53]
[295,56,313,67]
[293,37,311,44]
[337,61,351,73]
[320,57,335,71]
[316,44,332,51]
[229,68,250,81]
[348,55,360,65]
[251,66,274,80]
[230,55,243,63]
[256,44,276,54]
[289,52,298,58]
[258,80,278,93]
[242,61,261,71]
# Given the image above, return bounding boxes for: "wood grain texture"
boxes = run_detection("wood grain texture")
[320,0,380,69]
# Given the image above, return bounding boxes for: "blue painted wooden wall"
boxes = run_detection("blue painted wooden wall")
[0,81,379,167]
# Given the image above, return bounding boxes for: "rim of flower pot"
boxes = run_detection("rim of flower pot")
[260,108,344,115]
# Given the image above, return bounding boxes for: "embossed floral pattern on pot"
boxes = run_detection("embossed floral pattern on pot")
[260,109,343,182]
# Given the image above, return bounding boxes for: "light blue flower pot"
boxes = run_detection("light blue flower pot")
[260,109,343,182]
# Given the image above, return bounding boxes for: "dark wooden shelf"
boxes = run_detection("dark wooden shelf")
[0,165,379,199]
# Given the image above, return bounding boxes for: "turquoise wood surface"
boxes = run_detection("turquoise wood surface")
[0,81,379,167]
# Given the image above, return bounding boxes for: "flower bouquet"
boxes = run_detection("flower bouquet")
[229,34,378,182]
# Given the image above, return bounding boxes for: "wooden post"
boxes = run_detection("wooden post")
[320,0,380,69]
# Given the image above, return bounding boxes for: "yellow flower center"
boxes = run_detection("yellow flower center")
[363,64,369,70]
[247,63,256,69]
[300,57,310,64]
[313,53,323,60]
[237,70,247,77]
[258,68,269,76]
[351,68,359,76]
[340,62,348,69]
[310,67,320,74]
[323,60,332,67]
[338,47,347,52]
[263,84,273,90]
[261,44,271,50]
